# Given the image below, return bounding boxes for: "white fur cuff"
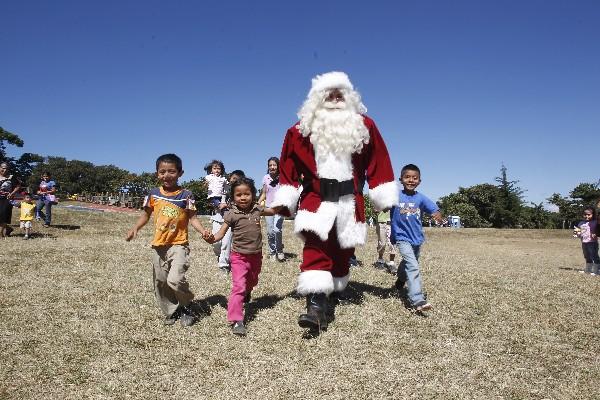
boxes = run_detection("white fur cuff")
[332,275,350,292]
[270,184,300,214]
[369,181,399,211]
[297,270,334,296]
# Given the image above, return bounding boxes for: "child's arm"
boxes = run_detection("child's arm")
[125,208,152,241]
[257,184,267,206]
[189,213,211,239]
[261,206,281,216]
[206,221,230,243]
[430,210,444,225]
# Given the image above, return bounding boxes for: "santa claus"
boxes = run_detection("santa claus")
[271,71,398,331]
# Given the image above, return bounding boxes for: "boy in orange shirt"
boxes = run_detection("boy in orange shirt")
[126,153,211,327]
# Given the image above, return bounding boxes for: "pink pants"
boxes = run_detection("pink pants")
[227,251,262,322]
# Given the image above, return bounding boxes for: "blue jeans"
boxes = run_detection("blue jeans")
[582,242,600,264]
[36,198,52,225]
[395,241,425,306]
[265,214,283,255]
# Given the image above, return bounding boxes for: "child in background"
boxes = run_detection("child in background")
[390,164,444,312]
[206,177,280,336]
[126,153,211,327]
[18,193,36,239]
[210,169,246,273]
[374,209,397,274]
[574,207,599,275]
[35,172,57,227]
[204,160,227,211]
[257,157,285,262]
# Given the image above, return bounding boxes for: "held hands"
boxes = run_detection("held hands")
[202,231,216,244]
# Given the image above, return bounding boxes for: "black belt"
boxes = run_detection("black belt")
[319,178,355,202]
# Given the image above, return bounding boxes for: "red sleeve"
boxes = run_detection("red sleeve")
[278,127,300,188]
[364,117,395,188]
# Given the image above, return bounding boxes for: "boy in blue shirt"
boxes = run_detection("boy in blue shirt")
[390,164,443,312]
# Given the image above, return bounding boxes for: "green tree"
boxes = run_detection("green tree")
[0,126,24,161]
[119,172,158,197]
[0,126,43,184]
[493,164,524,228]
[182,178,210,215]
[548,181,600,228]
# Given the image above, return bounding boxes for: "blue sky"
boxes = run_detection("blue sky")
[2,1,599,205]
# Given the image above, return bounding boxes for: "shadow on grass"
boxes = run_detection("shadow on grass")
[558,267,584,272]
[245,291,296,325]
[45,224,81,230]
[283,252,298,260]
[189,294,228,319]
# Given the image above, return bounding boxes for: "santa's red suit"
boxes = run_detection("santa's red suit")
[271,71,398,330]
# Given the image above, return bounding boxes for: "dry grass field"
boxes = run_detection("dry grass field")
[1,203,599,400]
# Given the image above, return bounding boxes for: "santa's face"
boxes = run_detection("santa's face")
[323,88,346,110]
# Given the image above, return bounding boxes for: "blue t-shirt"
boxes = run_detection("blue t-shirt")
[390,191,439,246]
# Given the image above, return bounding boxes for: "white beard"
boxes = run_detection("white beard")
[306,105,370,181]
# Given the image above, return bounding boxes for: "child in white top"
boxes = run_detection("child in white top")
[574,207,599,275]
[204,160,227,210]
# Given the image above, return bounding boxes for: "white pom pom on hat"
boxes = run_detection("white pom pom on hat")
[309,71,354,94]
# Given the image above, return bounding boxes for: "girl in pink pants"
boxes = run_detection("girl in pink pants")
[207,177,281,336]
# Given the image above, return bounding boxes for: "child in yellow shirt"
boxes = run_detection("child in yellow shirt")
[18,193,36,240]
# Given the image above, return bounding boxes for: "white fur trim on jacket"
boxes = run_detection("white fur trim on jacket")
[332,274,350,292]
[297,270,334,296]
[335,195,367,248]
[270,184,300,215]
[369,181,400,211]
[293,195,367,248]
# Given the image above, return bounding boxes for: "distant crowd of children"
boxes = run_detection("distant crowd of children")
[1,161,57,239]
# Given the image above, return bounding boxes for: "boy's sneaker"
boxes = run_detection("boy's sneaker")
[277,253,285,262]
[386,261,398,274]
[414,301,433,312]
[164,308,181,326]
[374,259,386,270]
[179,306,197,327]
[23,235,29,240]
[231,321,247,336]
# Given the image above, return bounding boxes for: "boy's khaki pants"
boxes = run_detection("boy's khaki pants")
[152,244,194,317]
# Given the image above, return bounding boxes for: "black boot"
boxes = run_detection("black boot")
[298,293,328,331]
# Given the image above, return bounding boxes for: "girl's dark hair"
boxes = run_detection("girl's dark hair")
[204,159,225,175]
[267,157,280,173]
[230,177,257,201]
[229,169,245,179]
[584,207,597,218]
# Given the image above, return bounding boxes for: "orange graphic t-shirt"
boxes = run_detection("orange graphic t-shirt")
[144,187,196,247]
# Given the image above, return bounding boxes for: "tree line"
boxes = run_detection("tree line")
[3,127,599,227]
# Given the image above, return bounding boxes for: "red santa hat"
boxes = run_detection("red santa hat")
[309,71,354,95]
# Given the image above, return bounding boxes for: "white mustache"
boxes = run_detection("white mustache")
[322,101,346,110]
